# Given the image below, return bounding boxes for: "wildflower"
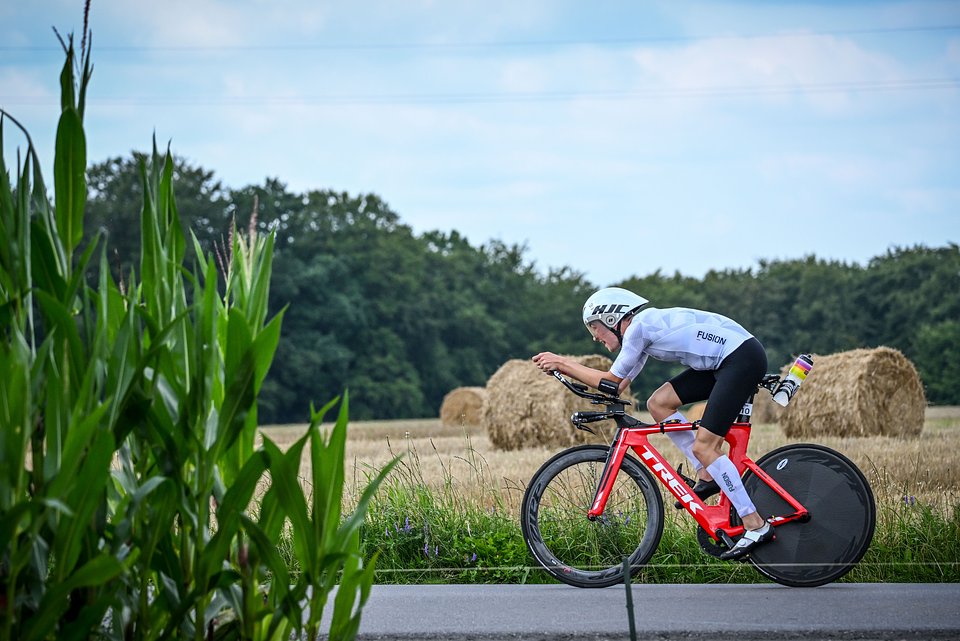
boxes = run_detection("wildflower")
[902,495,916,506]
[434,545,439,557]
[404,516,412,532]
[423,543,429,557]
[385,527,390,537]
[471,552,477,562]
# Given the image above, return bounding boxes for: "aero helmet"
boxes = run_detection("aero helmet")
[582,287,649,340]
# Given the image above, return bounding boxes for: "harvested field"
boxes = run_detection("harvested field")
[260,406,960,514]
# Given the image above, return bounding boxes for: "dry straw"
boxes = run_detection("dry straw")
[750,388,783,424]
[439,386,488,427]
[687,392,781,425]
[483,354,625,450]
[686,401,707,421]
[779,347,926,438]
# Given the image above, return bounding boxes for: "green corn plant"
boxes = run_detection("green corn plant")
[256,395,398,641]
[0,32,128,641]
[2,20,394,641]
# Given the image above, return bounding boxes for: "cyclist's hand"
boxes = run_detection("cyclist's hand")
[532,352,566,374]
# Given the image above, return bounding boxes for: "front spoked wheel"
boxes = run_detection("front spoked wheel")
[520,445,664,588]
[743,444,876,587]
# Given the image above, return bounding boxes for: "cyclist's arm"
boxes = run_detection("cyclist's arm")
[532,352,627,392]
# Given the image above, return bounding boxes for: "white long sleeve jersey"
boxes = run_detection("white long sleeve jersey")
[610,307,754,381]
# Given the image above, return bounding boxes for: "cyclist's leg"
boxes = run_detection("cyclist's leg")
[649,370,715,478]
[692,338,768,531]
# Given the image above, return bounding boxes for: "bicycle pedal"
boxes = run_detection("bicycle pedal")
[676,464,696,488]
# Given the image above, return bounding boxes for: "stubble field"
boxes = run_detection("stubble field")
[262,406,960,513]
[259,406,960,584]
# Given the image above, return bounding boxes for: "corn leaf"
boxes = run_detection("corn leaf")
[52,428,115,581]
[328,531,376,641]
[22,553,124,641]
[252,309,284,393]
[47,402,110,498]
[199,450,269,581]
[216,309,256,456]
[53,105,86,259]
[30,218,67,303]
[261,435,312,570]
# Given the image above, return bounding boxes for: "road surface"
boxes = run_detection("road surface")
[323,583,960,640]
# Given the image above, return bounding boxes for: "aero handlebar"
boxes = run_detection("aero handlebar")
[550,370,632,407]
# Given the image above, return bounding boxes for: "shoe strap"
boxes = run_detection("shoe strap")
[741,524,770,543]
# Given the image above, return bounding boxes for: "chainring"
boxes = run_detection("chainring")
[696,526,730,559]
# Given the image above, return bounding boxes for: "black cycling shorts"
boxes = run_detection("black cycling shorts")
[668,337,768,437]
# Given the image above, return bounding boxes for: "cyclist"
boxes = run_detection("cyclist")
[532,286,774,560]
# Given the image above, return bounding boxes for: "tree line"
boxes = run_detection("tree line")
[85,154,960,421]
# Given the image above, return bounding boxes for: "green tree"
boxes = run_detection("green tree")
[744,257,867,367]
[857,245,960,355]
[913,320,960,404]
[82,154,960,416]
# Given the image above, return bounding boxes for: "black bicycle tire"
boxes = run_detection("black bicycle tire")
[520,444,664,588]
[742,443,876,587]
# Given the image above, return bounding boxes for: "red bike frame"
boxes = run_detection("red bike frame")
[588,420,809,541]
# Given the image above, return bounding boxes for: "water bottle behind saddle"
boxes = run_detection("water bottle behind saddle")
[772,354,814,407]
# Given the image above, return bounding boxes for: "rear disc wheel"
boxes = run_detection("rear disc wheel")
[743,444,875,587]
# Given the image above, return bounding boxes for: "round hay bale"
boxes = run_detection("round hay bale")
[685,391,781,425]
[483,354,622,450]
[779,347,926,438]
[686,402,708,421]
[750,390,783,425]
[439,386,487,427]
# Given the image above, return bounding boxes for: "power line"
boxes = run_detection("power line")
[372,560,960,574]
[1,77,956,108]
[2,24,959,54]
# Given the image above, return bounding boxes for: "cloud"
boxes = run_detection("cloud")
[628,32,901,114]
[5,0,957,287]
[758,152,873,187]
[85,1,331,48]
[948,38,960,67]
[0,69,60,157]
[891,187,960,214]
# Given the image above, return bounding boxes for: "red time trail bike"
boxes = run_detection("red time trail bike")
[520,370,876,588]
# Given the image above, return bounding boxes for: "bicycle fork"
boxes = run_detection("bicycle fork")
[587,437,631,520]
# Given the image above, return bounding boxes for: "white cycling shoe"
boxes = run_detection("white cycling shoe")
[719,522,775,561]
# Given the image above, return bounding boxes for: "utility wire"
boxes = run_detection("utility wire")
[1,77,955,108]
[2,24,959,53]
[373,560,960,574]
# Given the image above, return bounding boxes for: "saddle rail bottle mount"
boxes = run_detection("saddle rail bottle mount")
[772,354,814,407]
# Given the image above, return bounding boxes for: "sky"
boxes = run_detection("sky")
[2,1,959,287]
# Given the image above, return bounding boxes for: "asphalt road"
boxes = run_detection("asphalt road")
[327,583,960,641]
